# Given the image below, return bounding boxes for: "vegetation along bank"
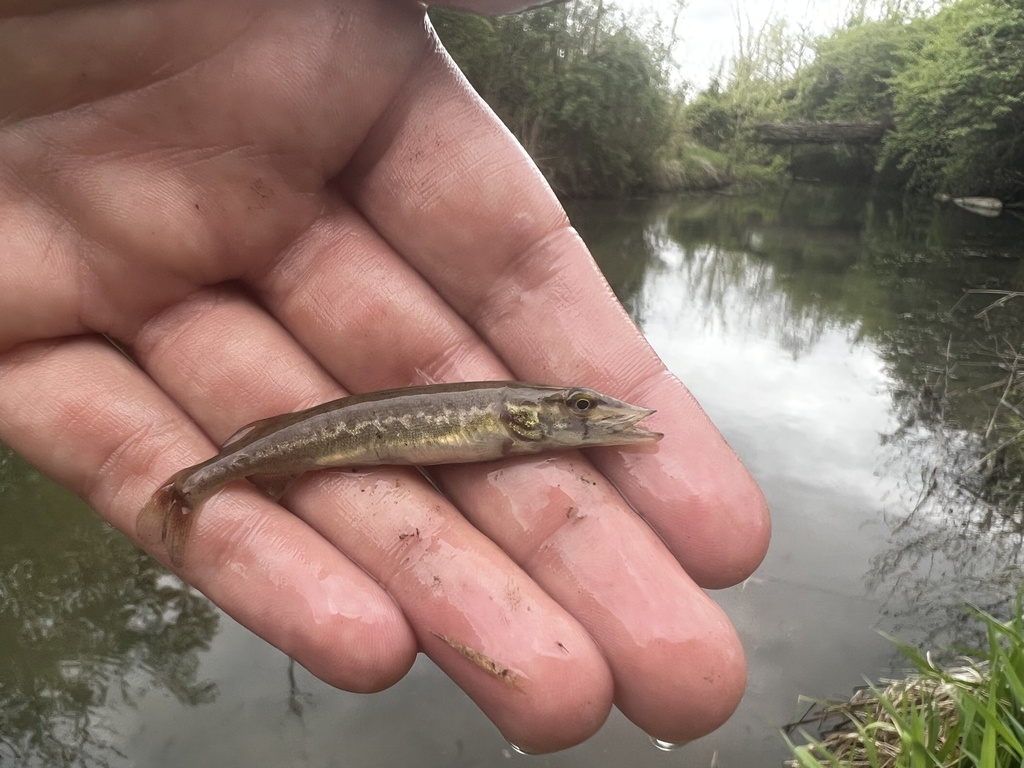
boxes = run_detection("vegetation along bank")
[431,0,1024,200]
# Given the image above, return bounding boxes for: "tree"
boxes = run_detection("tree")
[881,0,1024,193]
[430,2,674,197]
[791,16,926,122]
[683,12,814,168]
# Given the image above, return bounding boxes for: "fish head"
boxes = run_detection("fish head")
[504,387,663,449]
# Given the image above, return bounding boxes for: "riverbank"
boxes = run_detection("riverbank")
[786,599,1024,768]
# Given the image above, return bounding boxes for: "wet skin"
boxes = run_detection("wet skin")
[0,0,770,752]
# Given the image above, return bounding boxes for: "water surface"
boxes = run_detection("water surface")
[4,185,1024,767]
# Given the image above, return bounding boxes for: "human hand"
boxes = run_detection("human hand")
[0,0,769,752]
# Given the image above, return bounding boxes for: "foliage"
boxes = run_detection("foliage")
[649,142,732,192]
[432,0,1024,197]
[881,0,1024,194]
[685,78,734,150]
[681,12,817,177]
[430,2,677,197]
[690,0,1024,196]
[785,596,1024,768]
[790,17,926,122]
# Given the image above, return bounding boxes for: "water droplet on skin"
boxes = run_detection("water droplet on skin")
[506,741,535,756]
[649,736,688,751]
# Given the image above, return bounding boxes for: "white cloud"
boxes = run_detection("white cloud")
[618,0,848,89]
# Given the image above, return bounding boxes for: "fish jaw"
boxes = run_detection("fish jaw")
[537,399,663,449]
[586,406,664,446]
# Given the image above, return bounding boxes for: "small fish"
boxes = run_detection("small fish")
[137,382,662,565]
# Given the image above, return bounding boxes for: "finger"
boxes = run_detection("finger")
[342,32,770,589]
[0,0,250,120]
[1,0,425,153]
[251,204,746,741]
[0,0,430,352]
[0,337,417,694]
[130,288,614,753]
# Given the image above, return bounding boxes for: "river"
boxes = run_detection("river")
[3,184,1024,767]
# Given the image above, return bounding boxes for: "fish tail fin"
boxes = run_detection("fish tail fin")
[136,469,196,567]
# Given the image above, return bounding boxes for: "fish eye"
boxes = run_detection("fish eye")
[567,393,594,413]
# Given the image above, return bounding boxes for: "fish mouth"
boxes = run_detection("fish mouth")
[597,407,664,444]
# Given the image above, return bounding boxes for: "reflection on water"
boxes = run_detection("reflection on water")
[4,185,1024,766]
[870,286,1024,648]
[0,449,218,767]
[571,187,1024,653]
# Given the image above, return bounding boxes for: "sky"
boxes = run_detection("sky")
[621,0,851,89]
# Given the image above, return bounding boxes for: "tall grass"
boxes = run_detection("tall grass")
[785,595,1024,768]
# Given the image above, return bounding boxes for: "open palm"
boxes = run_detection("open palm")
[0,0,769,752]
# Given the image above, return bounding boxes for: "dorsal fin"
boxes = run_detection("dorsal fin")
[221,423,257,449]
[220,414,288,450]
[220,399,332,451]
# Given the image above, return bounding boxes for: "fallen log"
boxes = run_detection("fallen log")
[752,121,886,145]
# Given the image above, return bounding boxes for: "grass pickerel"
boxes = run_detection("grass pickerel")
[137,381,662,565]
